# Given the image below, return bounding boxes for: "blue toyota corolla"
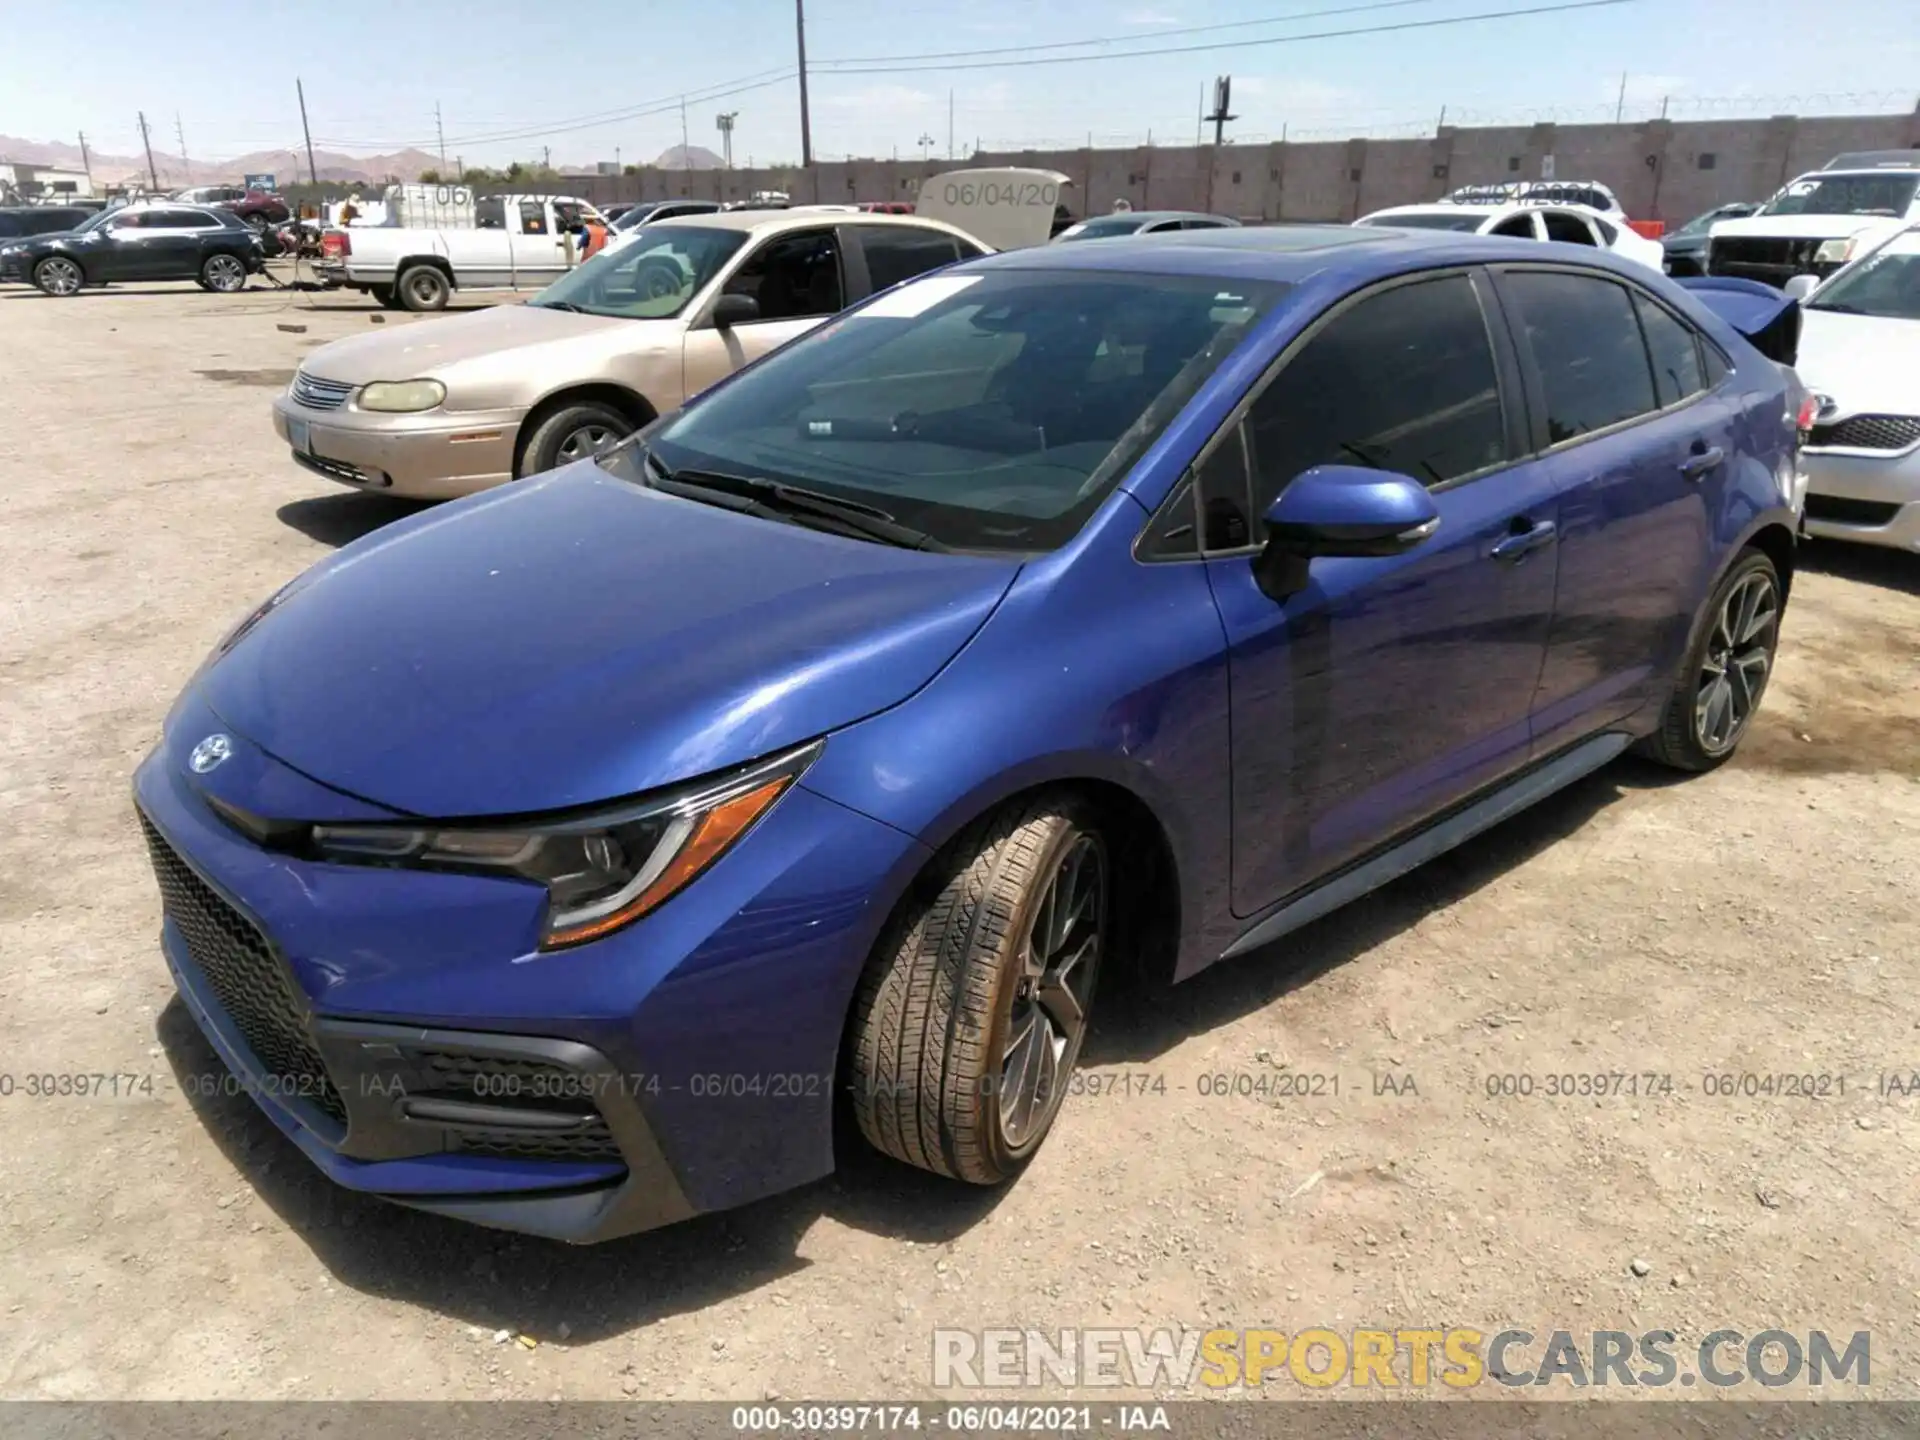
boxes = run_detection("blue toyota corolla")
[138,227,1804,1241]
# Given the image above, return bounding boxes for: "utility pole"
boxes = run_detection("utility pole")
[1437,104,1447,132]
[77,131,92,186]
[1614,71,1628,124]
[136,111,159,191]
[174,112,189,182]
[795,0,814,168]
[543,145,551,170]
[948,90,954,160]
[296,78,319,188]
[435,101,447,170]
[1204,75,1237,147]
[716,112,737,169]
[681,98,691,171]
[917,132,935,162]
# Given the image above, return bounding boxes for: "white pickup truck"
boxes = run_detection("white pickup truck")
[316,192,609,311]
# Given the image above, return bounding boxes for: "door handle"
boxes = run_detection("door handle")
[1489,519,1557,563]
[1680,444,1725,480]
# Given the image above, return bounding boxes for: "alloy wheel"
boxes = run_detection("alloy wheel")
[205,255,245,292]
[554,423,621,465]
[1694,570,1778,755]
[998,833,1105,1150]
[38,258,81,296]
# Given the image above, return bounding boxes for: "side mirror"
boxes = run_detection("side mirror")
[1782,273,1818,302]
[710,292,760,328]
[1252,464,1439,601]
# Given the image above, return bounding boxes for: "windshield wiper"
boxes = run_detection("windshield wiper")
[650,464,950,552]
[532,299,590,313]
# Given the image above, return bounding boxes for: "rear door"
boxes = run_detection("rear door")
[681,225,845,398]
[507,199,569,287]
[1493,266,1733,752]
[134,207,219,279]
[1199,268,1562,915]
[843,223,982,298]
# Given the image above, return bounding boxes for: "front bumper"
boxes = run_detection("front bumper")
[135,692,928,1240]
[1802,447,1920,552]
[272,394,521,500]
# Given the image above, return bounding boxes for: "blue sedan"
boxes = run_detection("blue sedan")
[138,227,1803,1241]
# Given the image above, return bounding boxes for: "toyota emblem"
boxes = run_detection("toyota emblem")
[189,733,233,775]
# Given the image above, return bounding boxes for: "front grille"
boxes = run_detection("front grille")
[454,1129,625,1162]
[1808,414,1920,452]
[139,812,347,1125]
[1806,494,1903,527]
[1708,236,1819,287]
[408,1048,625,1164]
[292,451,388,488]
[289,371,353,410]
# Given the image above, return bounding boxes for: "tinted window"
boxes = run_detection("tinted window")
[1634,293,1705,407]
[1058,215,1146,241]
[143,208,212,229]
[1591,216,1619,244]
[1196,427,1255,550]
[722,228,843,320]
[518,201,548,233]
[1242,274,1508,507]
[644,269,1286,552]
[1506,272,1657,443]
[1181,218,1232,230]
[1540,211,1597,245]
[1363,212,1487,232]
[1489,213,1537,239]
[856,226,961,291]
[475,196,506,229]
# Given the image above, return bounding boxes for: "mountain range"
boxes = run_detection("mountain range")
[0,135,444,186]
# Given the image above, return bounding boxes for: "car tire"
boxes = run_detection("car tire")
[849,796,1108,1185]
[517,401,635,476]
[1637,548,1782,772]
[201,253,248,294]
[369,284,403,310]
[32,255,84,297]
[397,264,451,312]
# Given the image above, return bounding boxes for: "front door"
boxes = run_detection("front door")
[508,199,568,288]
[134,208,216,280]
[681,226,845,400]
[1493,267,1732,752]
[1199,270,1560,916]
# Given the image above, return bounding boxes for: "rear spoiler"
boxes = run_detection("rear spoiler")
[1671,276,1800,368]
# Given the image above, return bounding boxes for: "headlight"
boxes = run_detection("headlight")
[309,740,821,949]
[358,379,446,413]
[1813,237,1856,266]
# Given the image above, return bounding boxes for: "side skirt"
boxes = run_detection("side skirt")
[1220,732,1631,962]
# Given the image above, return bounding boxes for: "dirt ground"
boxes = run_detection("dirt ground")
[1,274,1917,1405]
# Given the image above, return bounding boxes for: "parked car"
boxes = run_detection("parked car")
[0,201,264,295]
[1707,163,1920,286]
[1055,209,1239,241]
[145,225,1801,1241]
[1661,202,1758,276]
[170,184,291,230]
[315,193,608,311]
[275,210,994,497]
[1356,200,1664,270]
[1445,180,1626,219]
[601,198,725,254]
[0,205,94,240]
[1787,227,1920,551]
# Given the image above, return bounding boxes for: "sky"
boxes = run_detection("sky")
[1,0,1915,171]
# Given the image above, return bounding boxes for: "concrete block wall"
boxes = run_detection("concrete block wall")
[559,106,1918,226]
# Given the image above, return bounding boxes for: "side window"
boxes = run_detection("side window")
[1489,213,1538,240]
[1241,274,1509,510]
[1504,271,1658,443]
[475,197,506,229]
[1702,342,1732,388]
[554,202,583,231]
[722,228,843,321]
[145,209,208,230]
[855,225,961,292]
[1591,216,1620,245]
[1540,210,1598,246]
[1633,293,1705,407]
[1139,474,1200,559]
[1195,428,1255,550]
[518,201,548,234]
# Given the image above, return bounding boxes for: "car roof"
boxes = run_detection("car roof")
[960,222,1653,287]
[1822,151,1920,171]
[1362,200,1616,223]
[648,208,972,238]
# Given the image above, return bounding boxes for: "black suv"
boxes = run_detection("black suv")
[0,203,264,295]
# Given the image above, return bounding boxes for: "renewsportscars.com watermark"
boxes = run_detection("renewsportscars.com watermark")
[932,1327,1871,1391]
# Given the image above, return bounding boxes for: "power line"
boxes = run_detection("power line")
[815,0,1636,74]
[815,0,1452,65]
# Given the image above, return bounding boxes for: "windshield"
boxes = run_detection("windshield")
[527,225,746,319]
[1362,212,1486,232]
[638,267,1288,552]
[1761,174,1919,218]
[1677,205,1744,237]
[1057,216,1148,241]
[1807,248,1920,320]
[611,202,669,233]
[70,208,120,235]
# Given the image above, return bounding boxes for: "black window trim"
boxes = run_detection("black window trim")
[837,221,968,303]
[1487,261,1718,460]
[1135,263,1527,564]
[690,223,847,331]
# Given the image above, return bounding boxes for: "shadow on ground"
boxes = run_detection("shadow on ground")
[277,493,433,547]
[1798,536,1920,597]
[154,753,1674,1342]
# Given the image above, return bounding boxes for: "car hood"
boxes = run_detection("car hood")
[296,302,659,387]
[1793,310,1920,414]
[199,469,1021,817]
[1712,214,1899,241]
